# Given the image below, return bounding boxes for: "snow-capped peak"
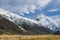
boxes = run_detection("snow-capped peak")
[35,14,59,32]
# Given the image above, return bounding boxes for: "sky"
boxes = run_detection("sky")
[0,0,60,18]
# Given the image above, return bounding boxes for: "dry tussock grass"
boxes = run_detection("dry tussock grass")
[0,35,60,40]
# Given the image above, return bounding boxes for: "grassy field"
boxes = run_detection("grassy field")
[0,35,60,40]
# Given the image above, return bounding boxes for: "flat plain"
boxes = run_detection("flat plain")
[0,35,60,40]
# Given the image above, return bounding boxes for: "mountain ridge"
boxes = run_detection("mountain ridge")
[0,8,59,34]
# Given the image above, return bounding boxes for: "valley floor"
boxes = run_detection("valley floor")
[0,35,60,40]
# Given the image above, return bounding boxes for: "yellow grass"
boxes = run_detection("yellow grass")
[0,35,60,40]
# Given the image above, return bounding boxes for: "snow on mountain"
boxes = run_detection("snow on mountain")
[0,9,45,34]
[0,8,53,34]
[0,8,39,31]
[0,8,39,24]
[35,14,60,32]
[0,8,60,33]
[50,15,60,28]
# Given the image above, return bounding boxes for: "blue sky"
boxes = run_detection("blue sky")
[0,0,60,18]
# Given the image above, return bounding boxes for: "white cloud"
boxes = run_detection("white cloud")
[0,0,52,16]
[49,9,58,12]
[36,0,51,7]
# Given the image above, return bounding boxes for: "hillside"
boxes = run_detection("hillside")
[0,15,30,35]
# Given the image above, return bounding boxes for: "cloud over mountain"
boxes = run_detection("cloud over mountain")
[0,0,51,16]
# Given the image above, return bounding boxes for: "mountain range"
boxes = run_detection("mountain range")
[0,8,60,35]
